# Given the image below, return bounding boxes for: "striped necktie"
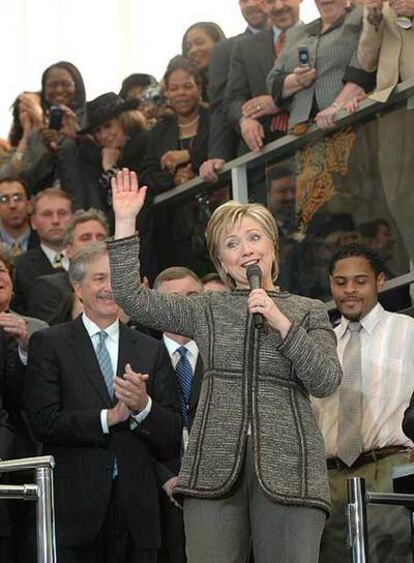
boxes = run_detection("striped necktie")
[271,31,289,133]
[176,347,192,428]
[337,321,363,467]
[96,331,114,398]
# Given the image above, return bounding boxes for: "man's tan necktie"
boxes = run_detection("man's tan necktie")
[9,242,23,258]
[53,252,63,269]
[337,321,363,467]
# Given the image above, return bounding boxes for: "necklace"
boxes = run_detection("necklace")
[178,114,200,129]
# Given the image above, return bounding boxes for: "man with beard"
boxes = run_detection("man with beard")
[0,178,38,256]
[24,243,181,563]
[225,0,302,155]
[199,0,269,182]
[312,242,414,563]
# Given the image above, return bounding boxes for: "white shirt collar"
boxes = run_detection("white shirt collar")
[82,312,119,341]
[337,302,383,339]
[40,243,69,270]
[163,334,198,358]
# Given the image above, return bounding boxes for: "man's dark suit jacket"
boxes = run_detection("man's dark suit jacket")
[23,318,181,550]
[226,28,277,153]
[208,29,251,162]
[0,329,17,540]
[158,353,203,560]
[12,247,56,315]
[28,271,72,324]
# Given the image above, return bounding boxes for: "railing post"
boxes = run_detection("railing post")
[231,165,249,203]
[347,477,369,563]
[35,465,56,563]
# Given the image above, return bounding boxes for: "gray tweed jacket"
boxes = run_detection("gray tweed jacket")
[107,236,342,514]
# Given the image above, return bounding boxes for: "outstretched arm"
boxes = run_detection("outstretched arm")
[111,168,148,239]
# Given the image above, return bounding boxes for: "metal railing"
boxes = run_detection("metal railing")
[347,476,414,562]
[152,78,414,209]
[0,455,56,563]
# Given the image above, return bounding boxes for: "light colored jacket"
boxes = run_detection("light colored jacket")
[358,4,414,102]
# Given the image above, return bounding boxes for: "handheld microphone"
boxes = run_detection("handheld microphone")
[246,264,264,329]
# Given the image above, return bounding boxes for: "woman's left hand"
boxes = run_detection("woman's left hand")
[160,150,190,173]
[248,289,291,338]
[315,104,339,129]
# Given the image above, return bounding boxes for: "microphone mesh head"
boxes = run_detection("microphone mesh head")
[246,264,262,282]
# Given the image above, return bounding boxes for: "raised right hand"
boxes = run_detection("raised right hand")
[111,169,147,235]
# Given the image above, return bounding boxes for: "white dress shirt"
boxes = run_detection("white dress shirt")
[312,303,414,458]
[163,335,199,448]
[82,314,151,433]
[163,335,199,373]
[41,243,70,271]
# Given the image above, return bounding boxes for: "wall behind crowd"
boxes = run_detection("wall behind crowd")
[0,0,319,138]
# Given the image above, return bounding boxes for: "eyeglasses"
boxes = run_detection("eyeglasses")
[45,80,75,90]
[0,193,26,204]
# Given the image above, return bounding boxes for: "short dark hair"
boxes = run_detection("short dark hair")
[329,242,385,277]
[181,22,225,56]
[41,61,86,110]
[358,219,390,241]
[153,266,202,291]
[119,73,157,99]
[163,56,202,89]
[0,177,30,198]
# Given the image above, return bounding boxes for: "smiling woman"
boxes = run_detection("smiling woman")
[106,168,343,563]
[181,21,226,102]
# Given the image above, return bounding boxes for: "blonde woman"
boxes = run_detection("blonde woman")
[107,168,342,563]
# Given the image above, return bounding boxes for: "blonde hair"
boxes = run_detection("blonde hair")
[206,201,279,289]
[118,109,148,131]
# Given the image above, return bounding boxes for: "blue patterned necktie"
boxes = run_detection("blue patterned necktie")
[176,347,193,428]
[96,331,114,398]
[95,330,118,477]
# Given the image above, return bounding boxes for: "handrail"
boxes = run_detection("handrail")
[347,476,414,563]
[0,456,56,563]
[152,78,414,207]
[0,454,55,473]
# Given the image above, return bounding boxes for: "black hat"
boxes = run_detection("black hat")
[81,92,139,134]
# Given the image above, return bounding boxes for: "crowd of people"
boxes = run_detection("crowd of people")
[0,0,414,561]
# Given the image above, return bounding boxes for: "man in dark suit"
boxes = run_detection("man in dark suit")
[12,188,73,314]
[24,243,181,563]
[0,177,39,256]
[153,267,204,563]
[0,328,18,563]
[200,0,270,182]
[28,208,109,323]
[225,0,301,154]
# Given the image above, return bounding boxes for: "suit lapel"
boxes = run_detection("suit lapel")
[116,322,137,377]
[257,29,274,80]
[70,317,112,405]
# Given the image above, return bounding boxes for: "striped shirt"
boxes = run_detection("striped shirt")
[312,303,414,458]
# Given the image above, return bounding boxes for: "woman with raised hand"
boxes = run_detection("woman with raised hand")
[107,168,342,563]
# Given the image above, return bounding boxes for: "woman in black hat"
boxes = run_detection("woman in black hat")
[57,92,156,278]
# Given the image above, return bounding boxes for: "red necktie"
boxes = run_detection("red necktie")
[271,31,289,133]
